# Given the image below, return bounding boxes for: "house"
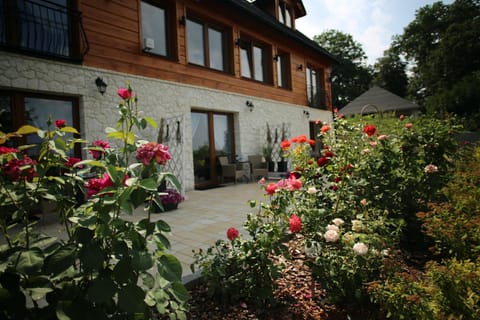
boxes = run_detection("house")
[0,0,336,190]
[339,86,421,117]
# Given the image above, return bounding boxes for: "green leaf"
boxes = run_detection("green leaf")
[141,273,155,290]
[157,254,182,282]
[86,277,117,304]
[139,178,159,191]
[43,244,77,276]
[106,130,124,140]
[16,125,39,135]
[60,126,79,134]
[118,284,146,314]
[29,287,54,301]
[168,282,189,303]
[119,188,134,215]
[106,165,120,185]
[143,116,157,129]
[79,243,104,271]
[155,233,171,250]
[132,251,153,271]
[13,248,44,275]
[156,220,171,233]
[113,258,135,285]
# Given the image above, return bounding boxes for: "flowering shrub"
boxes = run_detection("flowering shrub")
[0,84,187,319]
[159,188,184,205]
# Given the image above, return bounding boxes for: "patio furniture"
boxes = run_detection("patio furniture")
[248,155,268,180]
[218,156,244,184]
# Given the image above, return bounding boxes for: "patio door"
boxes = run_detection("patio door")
[191,111,234,189]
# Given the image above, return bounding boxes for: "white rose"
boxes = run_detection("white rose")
[332,218,344,226]
[353,242,368,256]
[324,230,339,242]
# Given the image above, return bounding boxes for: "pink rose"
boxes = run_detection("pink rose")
[136,142,171,166]
[85,173,114,198]
[406,122,413,129]
[65,157,82,168]
[117,87,133,100]
[265,182,277,195]
[89,140,110,160]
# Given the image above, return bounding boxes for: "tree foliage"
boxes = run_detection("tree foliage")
[314,30,373,108]
[372,41,408,98]
[398,0,480,126]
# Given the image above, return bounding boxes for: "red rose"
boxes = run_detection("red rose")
[324,151,334,158]
[89,139,110,160]
[406,122,413,129]
[297,135,308,143]
[265,182,277,195]
[55,119,66,128]
[307,139,316,146]
[291,137,298,143]
[363,124,376,137]
[320,125,330,134]
[85,173,114,198]
[280,140,291,150]
[227,227,239,241]
[289,214,302,233]
[399,114,405,121]
[4,156,37,181]
[65,157,82,168]
[317,157,328,167]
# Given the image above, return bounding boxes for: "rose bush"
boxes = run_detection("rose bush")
[0,84,188,319]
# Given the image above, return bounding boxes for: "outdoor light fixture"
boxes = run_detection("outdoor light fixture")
[246,100,254,112]
[273,54,280,61]
[95,77,107,95]
[179,16,186,26]
[297,64,304,71]
[303,110,310,118]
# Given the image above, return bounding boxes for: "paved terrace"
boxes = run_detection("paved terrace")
[30,182,267,281]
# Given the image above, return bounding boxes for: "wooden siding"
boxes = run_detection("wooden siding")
[80,0,333,109]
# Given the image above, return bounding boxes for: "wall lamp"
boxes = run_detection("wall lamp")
[246,100,254,112]
[297,64,304,71]
[273,54,280,61]
[95,77,107,95]
[179,16,186,26]
[303,110,310,118]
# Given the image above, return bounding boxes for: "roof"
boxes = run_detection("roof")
[223,0,339,64]
[339,86,420,116]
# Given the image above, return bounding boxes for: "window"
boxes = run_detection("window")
[141,1,170,57]
[276,52,290,89]
[239,38,271,83]
[0,91,80,157]
[306,66,326,109]
[0,0,87,61]
[186,17,227,72]
[278,3,292,28]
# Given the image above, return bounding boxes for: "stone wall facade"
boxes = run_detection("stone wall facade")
[0,53,332,190]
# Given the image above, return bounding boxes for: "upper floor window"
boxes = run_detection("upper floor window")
[0,0,88,62]
[275,52,290,89]
[239,38,271,84]
[186,17,228,72]
[0,91,80,157]
[306,66,326,109]
[278,2,292,28]
[141,1,171,57]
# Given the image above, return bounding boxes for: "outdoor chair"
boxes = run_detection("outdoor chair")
[248,155,268,181]
[218,156,244,184]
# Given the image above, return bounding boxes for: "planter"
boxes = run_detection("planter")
[277,161,287,172]
[162,203,178,211]
[268,161,275,172]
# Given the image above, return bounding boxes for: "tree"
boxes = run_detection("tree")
[373,41,408,98]
[313,30,373,108]
[399,0,480,124]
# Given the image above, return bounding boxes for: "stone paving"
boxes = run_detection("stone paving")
[30,182,267,281]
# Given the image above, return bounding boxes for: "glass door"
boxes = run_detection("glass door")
[191,111,234,189]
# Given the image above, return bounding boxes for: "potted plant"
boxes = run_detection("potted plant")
[159,189,184,211]
[277,123,288,172]
[264,123,275,172]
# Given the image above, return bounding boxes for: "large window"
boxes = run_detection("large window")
[0,0,87,61]
[0,91,80,157]
[306,66,326,109]
[278,3,292,28]
[141,0,171,57]
[187,17,227,72]
[276,52,290,89]
[239,38,271,83]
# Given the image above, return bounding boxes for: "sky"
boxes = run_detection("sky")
[296,0,454,65]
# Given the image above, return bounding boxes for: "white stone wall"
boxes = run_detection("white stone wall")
[0,52,332,190]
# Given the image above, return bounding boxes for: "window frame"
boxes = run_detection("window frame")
[278,2,293,28]
[0,90,81,158]
[140,0,176,59]
[238,36,272,84]
[306,65,326,109]
[185,14,231,73]
[275,51,291,89]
